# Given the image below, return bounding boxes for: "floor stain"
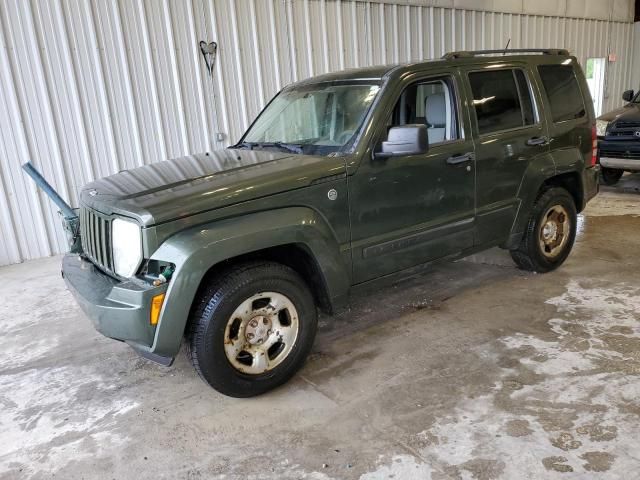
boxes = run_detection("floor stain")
[581,451,615,472]
[460,458,505,480]
[504,419,532,437]
[576,424,618,442]
[550,432,582,451]
[541,456,573,473]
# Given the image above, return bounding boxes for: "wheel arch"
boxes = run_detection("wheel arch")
[147,207,351,357]
[540,171,584,212]
[506,166,585,250]
[192,243,336,316]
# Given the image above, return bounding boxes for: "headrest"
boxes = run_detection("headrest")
[425,93,446,127]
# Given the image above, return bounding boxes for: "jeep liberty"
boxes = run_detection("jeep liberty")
[55,49,599,397]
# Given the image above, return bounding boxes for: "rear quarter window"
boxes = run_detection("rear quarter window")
[537,65,586,123]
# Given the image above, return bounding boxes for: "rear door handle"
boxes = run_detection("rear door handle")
[446,152,474,165]
[526,136,549,146]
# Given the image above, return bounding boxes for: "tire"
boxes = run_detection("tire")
[510,187,577,273]
[599,167,623,186]
[186,261,317,397]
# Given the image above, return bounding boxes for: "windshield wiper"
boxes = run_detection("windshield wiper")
[257,142,303,154]
[231,141,255,150]
[232,141,303,154]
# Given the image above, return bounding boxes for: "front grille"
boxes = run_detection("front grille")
[80,207,114,272]
[600,149,640,160]
[606,121,640,140]
[614,121,640,129]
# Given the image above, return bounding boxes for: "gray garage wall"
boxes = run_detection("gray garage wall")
[0,0,636,267]
[633,22,640,88]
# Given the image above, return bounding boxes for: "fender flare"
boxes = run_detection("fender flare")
[505,152,556,248]
[507,149,589,250]
[146,207,350,357]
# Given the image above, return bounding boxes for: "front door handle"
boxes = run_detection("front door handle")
[446,152,474,165]
[526,136,549,146]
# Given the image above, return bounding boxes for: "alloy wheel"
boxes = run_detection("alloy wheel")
[223,292,299,375]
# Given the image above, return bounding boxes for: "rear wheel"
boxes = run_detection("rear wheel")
[510,187,577,273]
[187,261,317,397]
[600,167,623,186]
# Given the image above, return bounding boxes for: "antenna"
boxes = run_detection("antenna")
[503,38,511,55]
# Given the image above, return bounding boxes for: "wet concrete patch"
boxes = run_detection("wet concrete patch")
[504,419,533,437]
[364,278,640,478]
[581,451,615,472]
[542,456,573,473]
[0,365,138,477]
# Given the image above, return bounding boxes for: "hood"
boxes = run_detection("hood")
[80,149,346,226]
[598,102,640,123]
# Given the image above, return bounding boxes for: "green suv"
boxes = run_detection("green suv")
[58,49,599,397]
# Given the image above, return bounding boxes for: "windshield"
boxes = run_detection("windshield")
[236,82,381,155]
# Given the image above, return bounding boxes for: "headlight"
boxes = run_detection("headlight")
[596,119,609,137]
[112,218,142,277]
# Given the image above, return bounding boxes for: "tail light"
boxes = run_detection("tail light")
[591,125,598,166]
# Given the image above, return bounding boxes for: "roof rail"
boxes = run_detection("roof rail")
[442,48,570,60]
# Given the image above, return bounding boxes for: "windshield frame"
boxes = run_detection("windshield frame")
[633,91,640,104]
[234,79,384,155]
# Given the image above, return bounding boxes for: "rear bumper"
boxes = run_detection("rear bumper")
[62,254,170,362]
[582,166,599,207]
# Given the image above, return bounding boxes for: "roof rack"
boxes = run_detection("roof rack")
[442,48,570,60]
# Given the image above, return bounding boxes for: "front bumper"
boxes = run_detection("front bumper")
[598,140,640,171]
[62,254,169,359]
[600,157,640,171]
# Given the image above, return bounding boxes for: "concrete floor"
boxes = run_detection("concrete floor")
[1,174,640,480]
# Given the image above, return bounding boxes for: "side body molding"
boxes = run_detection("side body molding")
[146,207,351,357]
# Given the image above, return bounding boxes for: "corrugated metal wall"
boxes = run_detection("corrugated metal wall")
[0,0,636,266]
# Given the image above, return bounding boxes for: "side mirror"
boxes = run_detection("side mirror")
[622,90,634,102]
[374,124,429,159]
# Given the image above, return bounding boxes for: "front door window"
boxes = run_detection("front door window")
[386,77,461,145]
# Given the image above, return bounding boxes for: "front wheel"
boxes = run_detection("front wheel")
[600,167,623,186]
[510,187,577,273]
[187,261,317,397]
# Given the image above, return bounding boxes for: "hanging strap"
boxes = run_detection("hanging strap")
[199,41,218,76]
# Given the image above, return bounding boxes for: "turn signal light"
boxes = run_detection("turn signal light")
[150,293,166,326]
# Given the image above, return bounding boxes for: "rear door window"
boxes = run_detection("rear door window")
[537,65,587,122]
[469,69,536,135]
